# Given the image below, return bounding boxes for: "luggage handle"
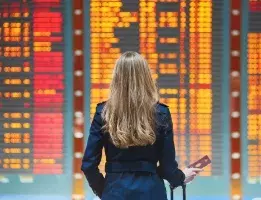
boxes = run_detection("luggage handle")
[169,184,186,200]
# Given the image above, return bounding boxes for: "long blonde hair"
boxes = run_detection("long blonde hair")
[101,51,159,148]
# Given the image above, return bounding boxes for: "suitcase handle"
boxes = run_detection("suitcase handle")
[169,184,186,200]
[182,184,186,200]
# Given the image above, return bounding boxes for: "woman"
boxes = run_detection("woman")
[81,51,202,199]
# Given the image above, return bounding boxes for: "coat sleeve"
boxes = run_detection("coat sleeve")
[156,107,185,188]
[81,105,105,198]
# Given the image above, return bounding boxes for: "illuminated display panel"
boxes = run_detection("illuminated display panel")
[90,0,224,177]
[246,0,261,184]
[0,0,66,175]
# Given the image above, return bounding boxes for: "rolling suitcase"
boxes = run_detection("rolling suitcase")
[169,184,186,200]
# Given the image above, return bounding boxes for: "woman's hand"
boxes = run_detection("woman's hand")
[182,168,203,184]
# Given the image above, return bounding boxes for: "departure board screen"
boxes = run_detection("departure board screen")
[245,0,261,185]
[0,0,68,176]
[90,0,224,177]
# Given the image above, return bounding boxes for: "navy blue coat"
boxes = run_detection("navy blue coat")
[81,102,185,200]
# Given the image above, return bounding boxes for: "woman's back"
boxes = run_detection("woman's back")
[99,101,170,165]
[81,52,185,199]
[81,101,185,200]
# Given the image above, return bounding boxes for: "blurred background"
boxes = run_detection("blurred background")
[0,0,260,199]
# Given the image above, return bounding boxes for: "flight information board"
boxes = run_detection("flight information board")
[89,0,225,177]
[0,0,68,176]
[245,0,261,186]
[240,1,261,198]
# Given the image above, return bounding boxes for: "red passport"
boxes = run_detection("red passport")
[188,155,211,169]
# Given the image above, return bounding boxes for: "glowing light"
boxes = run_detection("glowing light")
[247,32,261,181]
[0,1,65,175]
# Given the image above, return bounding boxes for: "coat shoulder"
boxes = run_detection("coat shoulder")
[97,101,106,106]
[96,101,106,113]
[156,102,169,114]
[158,102,168,108]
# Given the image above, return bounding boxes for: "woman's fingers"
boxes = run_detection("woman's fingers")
[190,168,204,172]
[184,175,196,184]
[182,167,204,185]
